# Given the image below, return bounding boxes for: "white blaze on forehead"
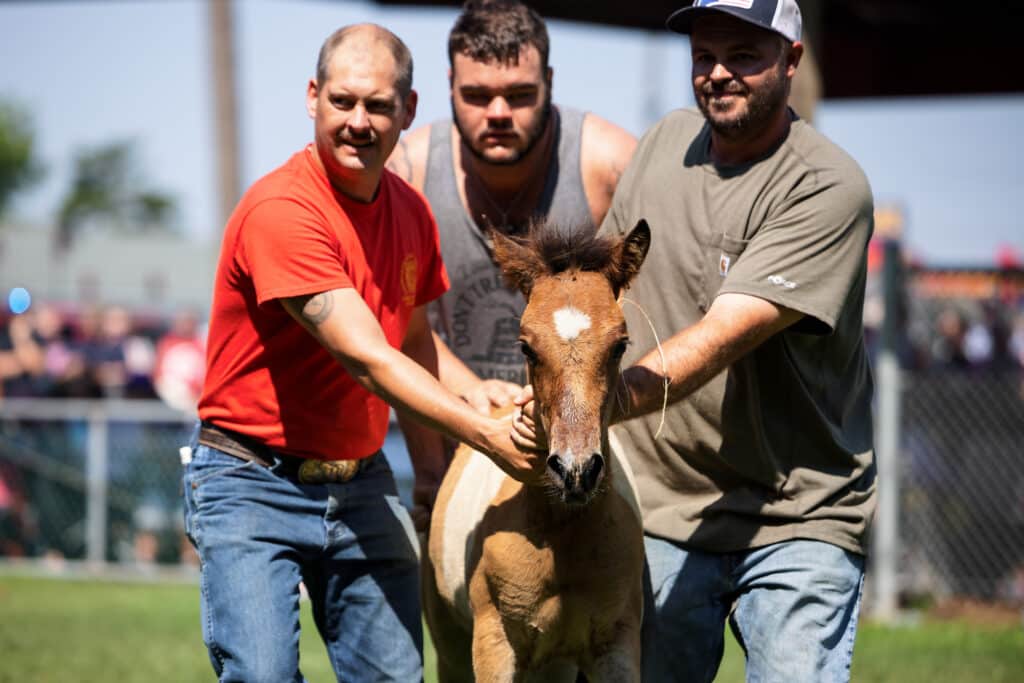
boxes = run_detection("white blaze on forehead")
[553,306,591,341]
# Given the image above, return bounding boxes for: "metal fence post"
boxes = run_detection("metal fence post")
[872,239,903,620]
[85,407,109,565]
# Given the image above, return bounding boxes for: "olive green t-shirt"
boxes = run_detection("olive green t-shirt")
[602,108,876,555]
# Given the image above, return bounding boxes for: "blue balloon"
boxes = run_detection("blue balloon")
[8,287,31,315]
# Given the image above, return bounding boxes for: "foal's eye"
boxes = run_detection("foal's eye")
[610,338,630,362]
[519,341,539,365]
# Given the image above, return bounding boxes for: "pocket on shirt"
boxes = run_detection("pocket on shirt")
[698,233,750,312]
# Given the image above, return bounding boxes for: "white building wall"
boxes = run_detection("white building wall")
[0,221,217,312]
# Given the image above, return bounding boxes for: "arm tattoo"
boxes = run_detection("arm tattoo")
[386,139,413,182]
[303,292,335,325]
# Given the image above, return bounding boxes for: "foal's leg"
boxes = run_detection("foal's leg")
[422,548,474,683]
[586,649,640,683]
[472,606,520,683]
[583,622,642,682]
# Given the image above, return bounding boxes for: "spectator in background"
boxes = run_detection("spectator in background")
[83,305,129,398]
[153,307,206,412]
[932,307,970,368]
[0,303,107,397]
[975,300,1013,368]
[74,305,156,399]
[31,303,88,396]
[0,311,43,397]
[1010,313,1024,369]
[66,305,104,398]
[963,312,994,367]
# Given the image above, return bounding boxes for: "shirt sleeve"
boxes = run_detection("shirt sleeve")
[238,197,354,306]
[599,111,688,242]
[718,166,874,335]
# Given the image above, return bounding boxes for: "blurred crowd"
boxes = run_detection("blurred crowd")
[2,287,1024,410]
[908,300,1024,371]
[861,271,1024,372]
[0,303,206,411]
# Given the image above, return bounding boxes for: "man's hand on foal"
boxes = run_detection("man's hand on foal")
[510,385,547,452]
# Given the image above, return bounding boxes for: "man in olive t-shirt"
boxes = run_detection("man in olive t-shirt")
[554,1,875,681]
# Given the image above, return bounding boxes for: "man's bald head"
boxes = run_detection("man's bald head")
[315,24,414,100]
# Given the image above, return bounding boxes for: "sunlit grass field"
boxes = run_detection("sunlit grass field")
[1,574,1022,682]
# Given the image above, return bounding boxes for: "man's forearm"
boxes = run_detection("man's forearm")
[341,343,492,453]
[615,316,735,422]
[614,293,802,423]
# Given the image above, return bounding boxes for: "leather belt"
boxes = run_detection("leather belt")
[197,422,376,484]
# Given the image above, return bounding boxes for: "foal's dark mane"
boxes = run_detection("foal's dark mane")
[492,218,649,298]
[525,220,617,275]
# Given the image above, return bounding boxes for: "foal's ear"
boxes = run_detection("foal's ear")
[609,219,651,295]
[490,228,543,297]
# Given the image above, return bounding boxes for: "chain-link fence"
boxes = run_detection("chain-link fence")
[898,370,1024,604]
[0,401,195,565]
[3,310,1023,617]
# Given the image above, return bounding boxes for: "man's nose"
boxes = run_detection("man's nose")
[486,96,512,120]
[348,104,371,131]
[709,62,732,83]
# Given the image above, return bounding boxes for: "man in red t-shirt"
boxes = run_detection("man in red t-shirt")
[184,24,544,683]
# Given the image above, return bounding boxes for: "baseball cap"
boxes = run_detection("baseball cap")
[666,0,802,43]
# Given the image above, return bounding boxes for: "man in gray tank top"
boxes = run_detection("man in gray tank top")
[387,0,636,410]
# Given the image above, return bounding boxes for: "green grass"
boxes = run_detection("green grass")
[1,575,1021,682]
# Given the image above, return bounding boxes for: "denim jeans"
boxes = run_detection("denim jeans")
[182,437,422,683]
[642,536,865,683]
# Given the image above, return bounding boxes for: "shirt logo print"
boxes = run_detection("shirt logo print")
[767,274,797,290]
[719,253,732,277]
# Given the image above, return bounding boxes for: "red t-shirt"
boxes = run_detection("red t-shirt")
[198,146,449,460]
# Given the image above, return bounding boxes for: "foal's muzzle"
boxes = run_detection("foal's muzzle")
[547,452,605,504]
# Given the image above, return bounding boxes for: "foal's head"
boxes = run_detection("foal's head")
[492,220,650,505]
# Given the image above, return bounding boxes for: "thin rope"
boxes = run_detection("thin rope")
[619,295,670,439]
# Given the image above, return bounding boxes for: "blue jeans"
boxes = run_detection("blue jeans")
[182,438,422,683]
[642,536,865,683]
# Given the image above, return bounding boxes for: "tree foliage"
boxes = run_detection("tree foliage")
[56,139,177,249]
[0,98,44,217]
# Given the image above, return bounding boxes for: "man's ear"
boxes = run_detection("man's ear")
[786,41,804,78]
[403,89,418,130]
[306,79,319,119]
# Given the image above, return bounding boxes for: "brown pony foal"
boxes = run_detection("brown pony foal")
[424,220,651,682]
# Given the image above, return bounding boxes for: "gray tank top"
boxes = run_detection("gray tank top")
[424,106,592,384]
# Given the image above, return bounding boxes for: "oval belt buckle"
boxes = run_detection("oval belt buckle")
[298,458,360,484]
